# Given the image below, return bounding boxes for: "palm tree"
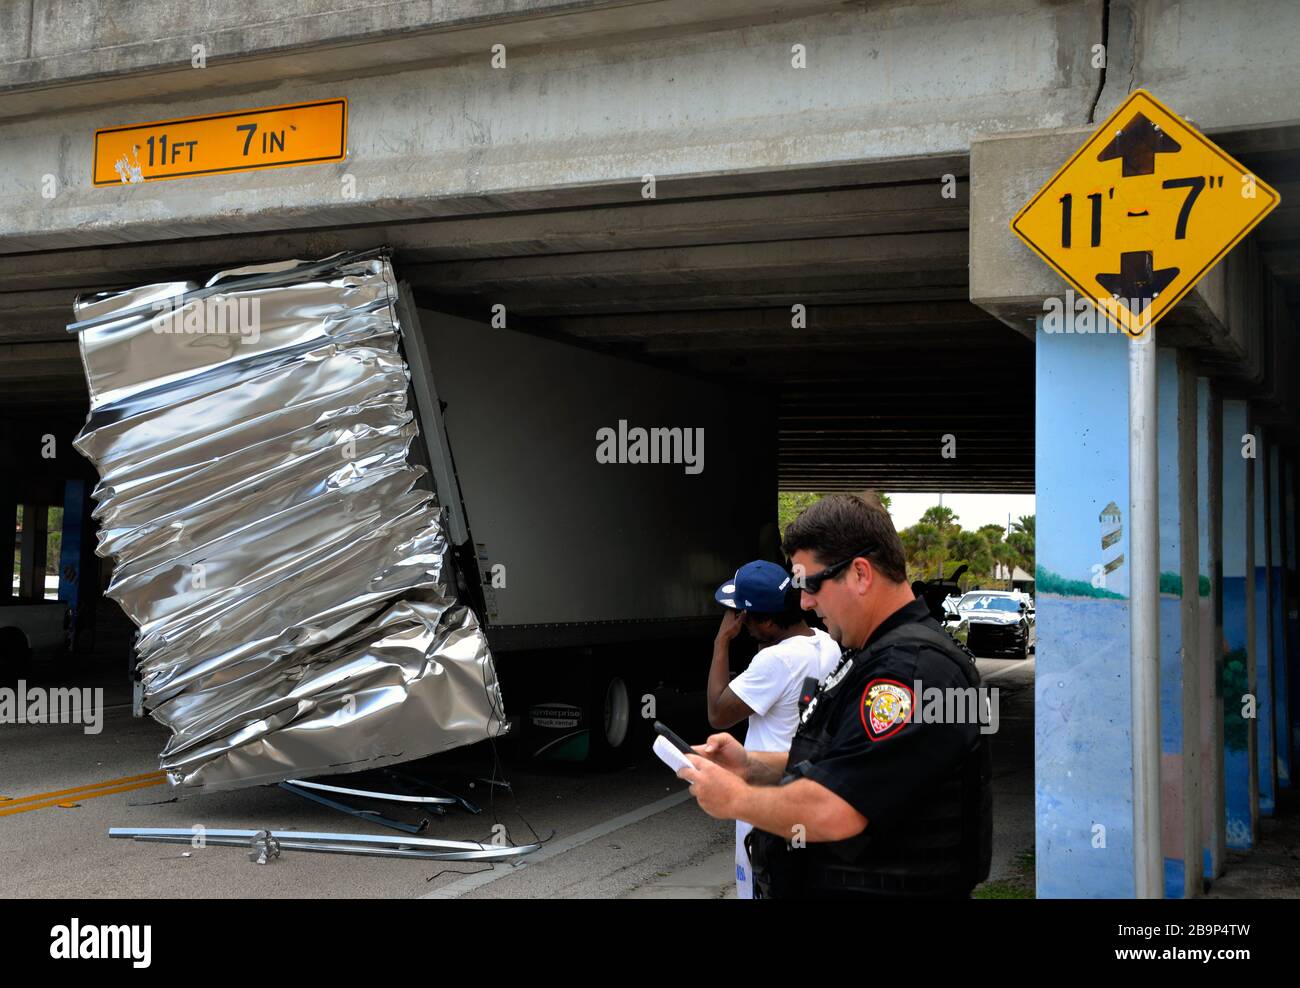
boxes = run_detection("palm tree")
[1008,514,1035,582]
[919,505,959,536]
[947,530,994,590]
[901,522,944,581]
[778,490,894,530]
[992,540,1021,590]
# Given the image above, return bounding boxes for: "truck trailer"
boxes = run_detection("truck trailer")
[69,248,775,787]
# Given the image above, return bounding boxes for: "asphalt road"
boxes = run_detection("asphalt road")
[0,655,1033,899]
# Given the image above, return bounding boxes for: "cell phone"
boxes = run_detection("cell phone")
[653,720,692,754]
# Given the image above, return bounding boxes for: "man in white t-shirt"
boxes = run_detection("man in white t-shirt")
[708,559,841,899]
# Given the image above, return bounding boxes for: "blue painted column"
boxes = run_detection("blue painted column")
[57,479,95,652]
[1035,324,1134,897]
[1286,457,1299,781]
[1156,350,1203,897]
[1222,400,1257,849]
[1253,419,1276,816]
[57,480,85,606]
[1197,378,1225,879]
[1269,444,1291,790]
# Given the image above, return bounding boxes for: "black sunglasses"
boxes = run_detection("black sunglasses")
[797,545,876,593]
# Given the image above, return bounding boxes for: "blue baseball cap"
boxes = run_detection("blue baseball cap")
[715,560,793,612]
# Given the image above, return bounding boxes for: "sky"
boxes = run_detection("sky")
[886,492,1036,534]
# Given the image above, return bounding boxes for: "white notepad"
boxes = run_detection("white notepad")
[653,734,695,773]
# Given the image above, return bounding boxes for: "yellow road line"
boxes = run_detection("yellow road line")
[0,777,167,817]
[0,770,166,809]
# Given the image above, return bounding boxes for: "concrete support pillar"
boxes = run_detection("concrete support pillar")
[1197,378,1226,879]
[1156,349,1202,898]
[17,503,46,599]
[0,497,14,599]
[1286,458,1299,781]
[1252,417,1277,816]
[1035,324,1135,897]
[1269,445,1291,790]
[1222,400,1257,849]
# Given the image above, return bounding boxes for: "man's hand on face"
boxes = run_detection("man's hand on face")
[691,731,750,777]
[678,752,747,820]
[716,608,744,645]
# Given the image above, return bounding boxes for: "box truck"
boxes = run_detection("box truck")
[70,249,774,786]
[399,285,776,763]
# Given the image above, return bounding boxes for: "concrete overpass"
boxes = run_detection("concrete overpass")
[0,0,1298,897]
[1,0,1103,492]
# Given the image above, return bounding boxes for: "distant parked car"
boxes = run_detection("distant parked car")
[0,598,69,679]
[946,589,1034,660]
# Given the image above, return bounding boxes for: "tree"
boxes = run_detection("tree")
[992,540,1021,589]
[897,509,1033,591]
[946,530,994,590]
[778,491,827,531]
[918,505,959,535]
[913,505,961,581]
[778,491,893,531]
[1007,514,1035,582]
[974,523,1009,589]
[900,521,944,582]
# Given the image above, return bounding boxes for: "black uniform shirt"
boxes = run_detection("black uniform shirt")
[785,597,981,835]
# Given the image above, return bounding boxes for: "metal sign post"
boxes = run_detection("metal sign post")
[1012,89,1280,897]
[1128,329,1162,897]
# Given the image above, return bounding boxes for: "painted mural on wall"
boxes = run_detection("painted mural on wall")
[1255,562,1275,816]
[1035,331,1135,898]
[1221,401,1254,850]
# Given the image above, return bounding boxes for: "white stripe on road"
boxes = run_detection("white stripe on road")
[420,788,695,899]
[979,657,1034,682]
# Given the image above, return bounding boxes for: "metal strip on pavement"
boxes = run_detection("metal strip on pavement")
[980,657,1034,682]
[420,788,694,899]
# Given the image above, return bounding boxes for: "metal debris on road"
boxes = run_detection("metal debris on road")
[248,830,281,865]
[278,780,432,835]
[110,827,539,863]
[285,778,458,805]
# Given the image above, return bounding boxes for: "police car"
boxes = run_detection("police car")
[945,589,1034,660]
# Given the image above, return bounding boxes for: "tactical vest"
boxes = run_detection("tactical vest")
[748,619,993,899]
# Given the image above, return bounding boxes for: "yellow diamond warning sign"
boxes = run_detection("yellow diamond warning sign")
[1010,89,1279,337]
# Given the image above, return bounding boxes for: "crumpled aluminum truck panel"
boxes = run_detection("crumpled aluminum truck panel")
[69,250,504,792]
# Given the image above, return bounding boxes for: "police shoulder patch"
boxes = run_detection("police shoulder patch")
[859,678,914,741]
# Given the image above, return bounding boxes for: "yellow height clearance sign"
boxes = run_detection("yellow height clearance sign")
[1011,89,1279,337]
[93,99,347,187]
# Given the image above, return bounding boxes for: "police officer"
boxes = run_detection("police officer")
[679,492,992,899]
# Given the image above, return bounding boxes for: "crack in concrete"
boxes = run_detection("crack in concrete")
[1086,0,1110,124]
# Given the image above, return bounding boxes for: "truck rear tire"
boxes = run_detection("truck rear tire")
[586,666,651,766]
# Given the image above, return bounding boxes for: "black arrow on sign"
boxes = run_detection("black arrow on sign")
[1095,251,1180,315]
[1096,111,1181,177]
